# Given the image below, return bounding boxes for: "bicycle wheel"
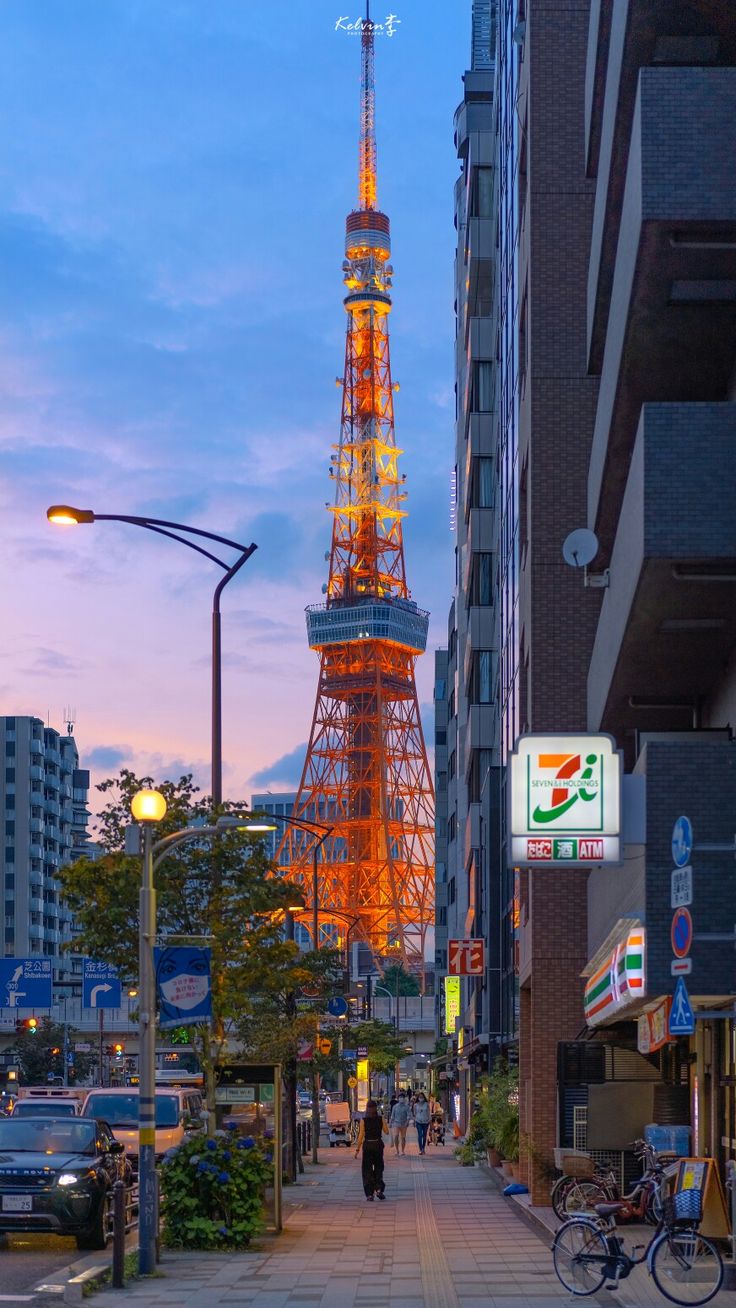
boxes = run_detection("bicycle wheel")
[650,1229,724,1306]
[551,1175,575,1220]
[552,1219,609,1295]
[560,1180,610,1219]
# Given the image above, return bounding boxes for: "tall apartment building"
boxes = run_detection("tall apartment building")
[435,0,497,1125]
[493,0,601,1200]
[575,1,736,1179]
[1,716,90,975]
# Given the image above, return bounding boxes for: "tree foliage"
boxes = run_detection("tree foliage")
[57,770,305,1114]
[347,1019,405,1075]
[381,963,420,997]
[8,1017,96,1086]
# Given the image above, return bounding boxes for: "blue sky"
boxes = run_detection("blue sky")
[0,1,469,807]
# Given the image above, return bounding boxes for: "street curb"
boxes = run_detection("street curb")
[33,1232,138,1303]
[479,1161,557,1244]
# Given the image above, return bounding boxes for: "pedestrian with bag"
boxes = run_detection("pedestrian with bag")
[354,1099,389,1201]
[413,1091,431,1155]
[389,1090,411,1155]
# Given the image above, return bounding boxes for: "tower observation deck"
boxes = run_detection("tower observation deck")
[277,10,435,972]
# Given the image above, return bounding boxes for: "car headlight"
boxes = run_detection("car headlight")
[57,1173,82,1187]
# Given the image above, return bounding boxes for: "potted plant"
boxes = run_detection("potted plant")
[454,1140,475,1167]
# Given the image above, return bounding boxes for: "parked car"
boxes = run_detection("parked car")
[81,1086,204,1168]
[0,1115,129,1249]
[12,1099,79,1117]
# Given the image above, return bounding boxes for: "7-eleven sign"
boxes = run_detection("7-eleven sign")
[448,938,485,976]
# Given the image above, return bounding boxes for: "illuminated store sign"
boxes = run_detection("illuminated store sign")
[509,733,621,866]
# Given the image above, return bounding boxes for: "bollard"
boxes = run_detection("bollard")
[112,1180,126,1289]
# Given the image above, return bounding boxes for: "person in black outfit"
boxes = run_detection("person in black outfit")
[354,1098,389,1200]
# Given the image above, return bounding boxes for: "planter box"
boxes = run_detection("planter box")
[501,1161,514,1178]
[487,1148,501,1167]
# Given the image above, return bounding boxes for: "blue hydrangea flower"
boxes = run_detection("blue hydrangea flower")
[217,1171,230,1184]
[224,1120,238,1133]
[206,1139,217,1152]
[242,1136,256,1149]
[218,1227,229,1237]
[222,1150,231,1161]
[189,1155,201,1166]
[197,1161,209,1172]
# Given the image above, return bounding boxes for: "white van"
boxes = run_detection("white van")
[80,1086,204,1165]
[16,1085,88,1108]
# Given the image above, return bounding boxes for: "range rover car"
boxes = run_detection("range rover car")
[0,1116,129,1249]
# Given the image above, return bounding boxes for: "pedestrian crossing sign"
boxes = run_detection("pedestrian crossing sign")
[669,977,695,1036]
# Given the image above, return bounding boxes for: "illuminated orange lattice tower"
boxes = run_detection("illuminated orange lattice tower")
[278,11,434,971]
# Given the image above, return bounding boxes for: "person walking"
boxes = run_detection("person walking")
[413,1091,430,1155]
[354,1099,389,1201]
[389,1090,411,1155]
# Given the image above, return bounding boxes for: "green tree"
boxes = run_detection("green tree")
[8,1017,96,1086]
[381,963,420,997]
[58,769,301,1122]
[348,1019,405,1077]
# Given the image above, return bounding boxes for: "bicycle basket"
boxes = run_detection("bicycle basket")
[664,1190,702,1227]
[553,1148,595,1177]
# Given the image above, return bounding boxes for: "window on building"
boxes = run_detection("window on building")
[448,749,456,781]
[4,875,14,889]
[5,768,14,783]
[469,749,493,803]
[437,906,447,928]
[5,795,14,811]
[471,167,493,218]
[436,730,447,745]
[470,457,495,509]
[434,678,446,701]
[437,817,447,840]
[4,743,14,758]
[470,651,494,705]
[4,821,14,838]
[448,876,456,905]
[437,770,447,795]
[470,553,494,606]
[472,361,495,412]
[448,689,456,720]
[448,812,457,843]
[5,848,13,864]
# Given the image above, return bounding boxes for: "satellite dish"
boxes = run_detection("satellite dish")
[562,528,599,569]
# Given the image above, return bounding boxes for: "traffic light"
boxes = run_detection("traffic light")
[113,1042,125,1061]
[49,1046,61,1057]
[15,1018,38,1035]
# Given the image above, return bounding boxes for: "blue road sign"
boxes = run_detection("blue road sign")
[83,959,122,1009]
[669,977,695,1036]
[327,995,348,1018]
[672,816,693,869]
[0,958,52,1009]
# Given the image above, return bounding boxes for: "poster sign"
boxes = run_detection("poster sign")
[509,734,621,866]
[0,959,52,1009]
[637,998,672,1054]
[154,946,212,1029]
[448,939,485,975]
[444,975,460,1034]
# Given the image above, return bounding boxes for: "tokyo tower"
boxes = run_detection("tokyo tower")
[278,8,434,971]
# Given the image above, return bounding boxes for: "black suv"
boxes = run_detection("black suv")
[0,1115,129,1249]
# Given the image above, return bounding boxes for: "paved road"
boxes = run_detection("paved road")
[0,1231,80,1300]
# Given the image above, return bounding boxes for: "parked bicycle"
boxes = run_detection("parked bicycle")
[551,1188,723,1306]
[551,1139,665,1223]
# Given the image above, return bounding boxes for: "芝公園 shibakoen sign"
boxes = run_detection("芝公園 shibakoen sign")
[584,926,646,1025]
[509,733,622,866]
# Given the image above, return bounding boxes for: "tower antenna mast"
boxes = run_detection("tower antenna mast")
[279,0,434,976]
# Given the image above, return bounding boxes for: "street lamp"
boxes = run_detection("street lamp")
[47,504,257,810]
[228,810,332,1166]
[130,789,245,1275]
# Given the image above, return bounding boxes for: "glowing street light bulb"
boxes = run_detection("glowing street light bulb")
[46,505,95,525]
[130,789,167,824]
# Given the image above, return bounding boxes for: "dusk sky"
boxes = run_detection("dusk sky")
[0,1,469,817]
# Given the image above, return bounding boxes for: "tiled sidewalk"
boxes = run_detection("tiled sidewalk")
[90,1141,568,1308]
[87,1142,736,1307]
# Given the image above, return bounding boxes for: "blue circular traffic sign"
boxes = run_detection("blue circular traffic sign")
[326,995,348,1018]
[672,816,693,868]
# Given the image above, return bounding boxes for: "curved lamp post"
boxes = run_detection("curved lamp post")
[47,505,257,811]
[230,810,333,1167]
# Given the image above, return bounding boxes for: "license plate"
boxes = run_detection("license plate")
[2,1194,32,1212]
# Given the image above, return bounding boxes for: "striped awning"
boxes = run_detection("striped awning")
[584,922,646,1026]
